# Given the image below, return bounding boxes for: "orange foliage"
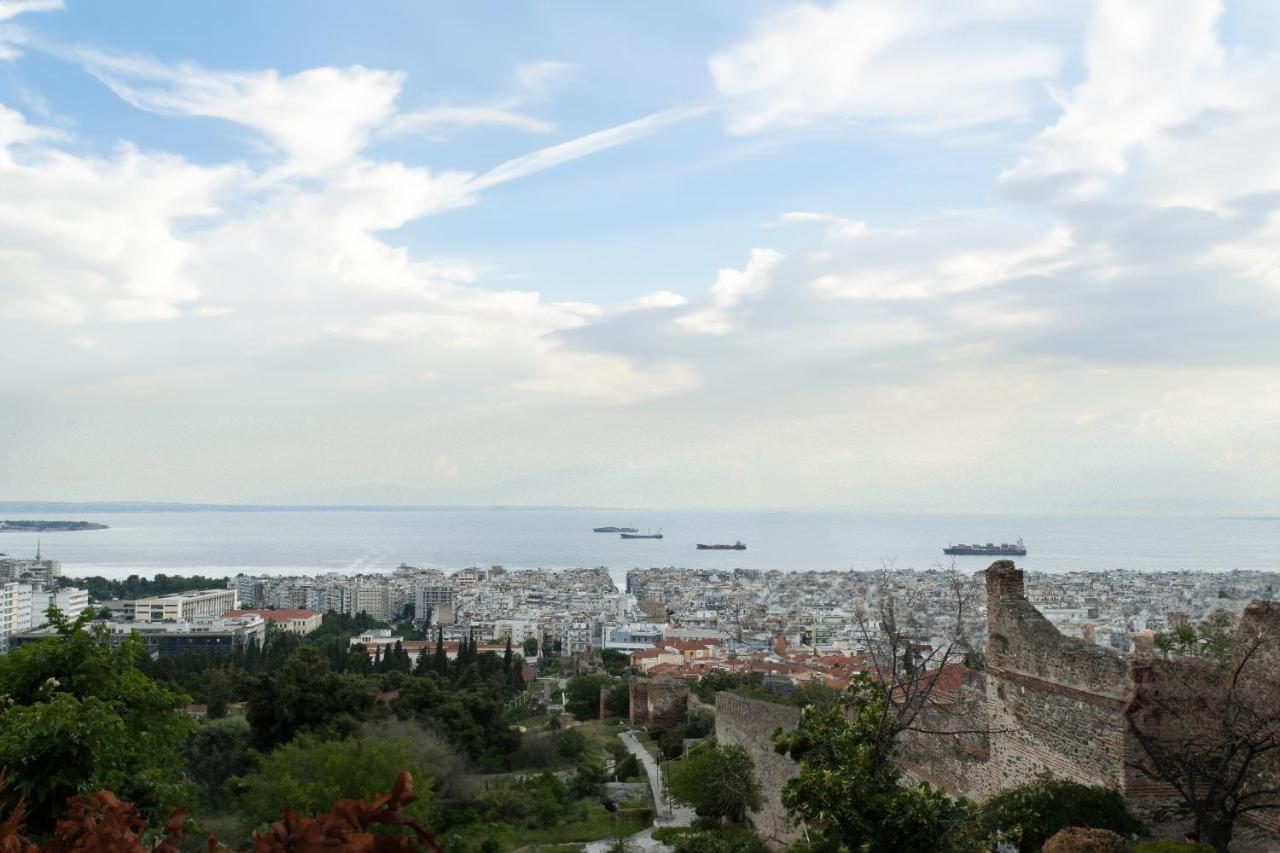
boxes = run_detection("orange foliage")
[0,769,438,852]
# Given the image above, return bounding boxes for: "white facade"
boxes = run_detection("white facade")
[124,588,237,622]
[0,582,34,652]
[30,587,90,626]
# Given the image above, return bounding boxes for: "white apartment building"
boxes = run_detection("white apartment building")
[0,581,34,652]
[493,619,540,644]
[30,586,90,626]
[123,588,237,623]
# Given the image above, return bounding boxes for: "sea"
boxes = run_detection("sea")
[1,508,1278,590]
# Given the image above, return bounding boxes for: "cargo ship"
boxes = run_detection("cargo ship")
[943,537,1026,556]
[593,526,639,533]
[697,541,746,551]
[621,529,663,540]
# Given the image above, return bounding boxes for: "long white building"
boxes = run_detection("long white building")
[122,588,237,622]
[0,581,34,652]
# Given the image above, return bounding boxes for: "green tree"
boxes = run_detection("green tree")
[242,647,378,751]
[229,734,434,831]
[980,776,1142,852]
[0,608,194,830]
[186,716,257,805]
[565,674,610,721]
[523,637,539,658]
[773,673,983,852]
[434,628,449,678]
[666,740,760,824]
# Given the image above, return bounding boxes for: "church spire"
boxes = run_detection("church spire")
[35,535,40,561]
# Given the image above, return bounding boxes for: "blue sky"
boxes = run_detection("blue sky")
[1,0,1278,511]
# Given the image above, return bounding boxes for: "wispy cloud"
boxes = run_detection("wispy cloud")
[382,105,553,137]
[0,0,61,21]
[469,102,711,191]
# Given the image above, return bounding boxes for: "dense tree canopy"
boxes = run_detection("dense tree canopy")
[0,609,194,830]
[242,647,379,751]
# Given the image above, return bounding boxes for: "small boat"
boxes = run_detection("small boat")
[697,541,746,551]
[621,529,663,540]
[943,537,1026,556]
[593,526,639,533]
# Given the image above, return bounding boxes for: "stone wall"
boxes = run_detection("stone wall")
[984,561,1133,793]
[897,668,992,796]
[714,563,1277,846]
[630,677,688,729]
[714,692,803,848]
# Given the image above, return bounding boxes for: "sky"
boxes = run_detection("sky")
[1,0,1278,513]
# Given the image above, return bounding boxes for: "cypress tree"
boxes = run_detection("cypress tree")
[434,627,448,677]
[503,637,513,674]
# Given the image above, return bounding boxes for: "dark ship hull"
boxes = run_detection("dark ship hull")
[620,533,663,539]
[697,543,746,550]
[943,539,1026,557]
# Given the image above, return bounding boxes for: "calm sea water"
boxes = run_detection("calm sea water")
[1,509,1277,588]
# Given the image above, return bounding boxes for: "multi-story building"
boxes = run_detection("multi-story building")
[30,586,90,626]
[0,581,34,652]
[12,613,266,657]
[348,583,391,621]
[415,584,455,621]
[226,608,322,635]
[0,555,62,586]
[234,576,266,608]
[122,588,237,622]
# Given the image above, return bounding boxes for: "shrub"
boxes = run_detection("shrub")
[980,777,1144,852]
[615,753,641,781]
[1134,843,1214,853]
[554,726,588,760]
[513,732,560,769]
[1042,827,1129,853]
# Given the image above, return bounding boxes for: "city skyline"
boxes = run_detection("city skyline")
[3,0,1279,512]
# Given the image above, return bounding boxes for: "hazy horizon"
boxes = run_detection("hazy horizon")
[3,1,1279,513]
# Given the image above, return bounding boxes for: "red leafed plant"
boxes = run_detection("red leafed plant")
[251,771,440,852]
[0,769,439,852]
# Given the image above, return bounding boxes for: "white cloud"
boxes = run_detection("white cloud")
[710,0,1061,134]
[512,349,697,403]
[620,291,687,311]
[0,0,60,20]
[1001,0,1228,198]
[513,61,579,98]
[0,103,242,322]
[807,216,1073,300]
[382,105,554,138]
[70,49,403,173]
[677,247,782,334]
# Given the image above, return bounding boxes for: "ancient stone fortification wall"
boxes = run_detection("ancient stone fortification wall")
[630,677,688,729]
[985,561,1133,792]
[897,669,992,797]
[715,692,802,848]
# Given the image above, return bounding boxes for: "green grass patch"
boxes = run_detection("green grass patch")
[506,802,650,849]
[651,825,768,851]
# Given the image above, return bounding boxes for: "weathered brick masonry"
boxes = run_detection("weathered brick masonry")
[630,676,688,729]
[716,561,1277,847]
